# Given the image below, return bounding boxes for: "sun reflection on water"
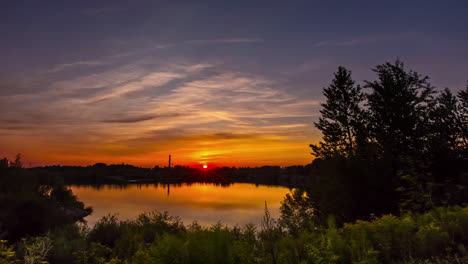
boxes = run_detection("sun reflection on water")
[70,183,290,227]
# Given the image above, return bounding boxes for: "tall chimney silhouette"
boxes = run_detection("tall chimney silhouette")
[168,155,171,168]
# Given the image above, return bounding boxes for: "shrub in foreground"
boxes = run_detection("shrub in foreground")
[1,207,467,264]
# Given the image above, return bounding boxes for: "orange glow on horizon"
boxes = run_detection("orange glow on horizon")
[1,132,319,167]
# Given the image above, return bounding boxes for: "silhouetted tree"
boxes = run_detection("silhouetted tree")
[9,154,23,168]
[457,84,468,154]
[428,88,466,159]
[304,61,468,222]
[362,61,435,213]
[279,189,315,235]
[365,60,434,165]
[395,89,463,212]
[0,155,91,241]
[0,158,8,169]
[311,66,367,159]
[305,65,398,223]
[396,85,468,211]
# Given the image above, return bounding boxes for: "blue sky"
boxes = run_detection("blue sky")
[1,0,467,166]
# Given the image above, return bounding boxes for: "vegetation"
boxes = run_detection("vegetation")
[306,60,467,224]
[0,155,92,242]
[0,207,466,264]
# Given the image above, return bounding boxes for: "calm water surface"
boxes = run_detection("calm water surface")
[70,183,291,227]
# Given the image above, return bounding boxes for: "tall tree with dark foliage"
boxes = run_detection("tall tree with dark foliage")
[311,66,367,159]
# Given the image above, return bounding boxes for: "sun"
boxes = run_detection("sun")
[203,164,208,169]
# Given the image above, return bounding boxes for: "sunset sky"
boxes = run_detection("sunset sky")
[1,1,468,167]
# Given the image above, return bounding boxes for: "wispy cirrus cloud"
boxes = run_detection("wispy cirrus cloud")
[186,38,264,44]
[84,71,185,104]
[101,113,182,123]
[314,33,414,47]
[45,60,105,73]
[43,38,262,74]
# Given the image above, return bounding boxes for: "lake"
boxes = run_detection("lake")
[70,183,292,227]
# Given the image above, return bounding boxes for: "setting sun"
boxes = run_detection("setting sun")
[203,165,208,169]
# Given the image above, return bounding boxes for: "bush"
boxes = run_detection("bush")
[3,207,467,264]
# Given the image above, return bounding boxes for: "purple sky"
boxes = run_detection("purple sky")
[1,0,467,166]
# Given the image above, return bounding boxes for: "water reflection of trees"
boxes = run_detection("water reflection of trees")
[71,181,236,191]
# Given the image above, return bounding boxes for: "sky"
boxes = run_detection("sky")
[1,0,467,167]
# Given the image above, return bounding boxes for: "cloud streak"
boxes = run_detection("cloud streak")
[101,113,182,123]
[42,38,263,74]
[186,38,264,44]
[314,33,414,47]
[45,60,105,73]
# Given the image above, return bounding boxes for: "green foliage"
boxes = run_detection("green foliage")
[279,189,315,235]
[134,211,185,242]
[231,224,257,264]
[149,233,187,264]
[301,206,468,264]
[2,206,467,264]
[72,242,113,264]
[0,240,19,264]
[185,223,235,264]
[22,236,53,264]
[258,203,282,264]
[397,161,436,213]
[88,214,121,247]
[48,224,88,263]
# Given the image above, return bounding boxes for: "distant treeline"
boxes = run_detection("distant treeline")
[26,163,311,188]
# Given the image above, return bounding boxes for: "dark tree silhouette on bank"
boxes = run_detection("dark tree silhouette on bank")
[298,60,468,224]
[365,60,434,168]
[0,155,92,241]
[311,66,366,159]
